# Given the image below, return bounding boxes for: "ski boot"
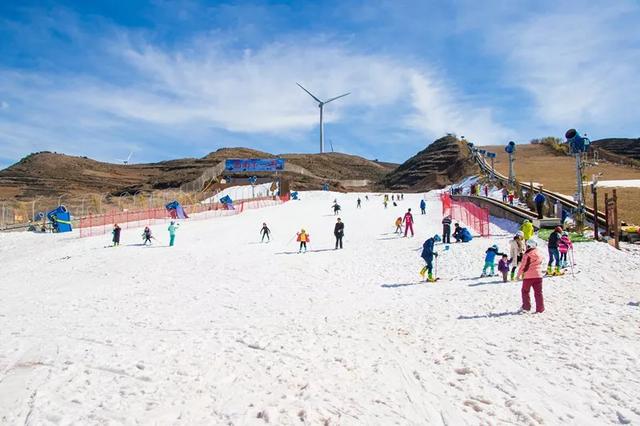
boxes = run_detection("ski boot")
[546,265,553,276]
[555,266,564,276]
[510,271,516,281]
[427,272,437,283]
[419,266,428,278]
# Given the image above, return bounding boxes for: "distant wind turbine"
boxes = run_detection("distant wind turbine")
[117,151,133,165]
[297,83,350,153]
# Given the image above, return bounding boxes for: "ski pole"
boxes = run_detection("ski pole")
[569,248,575,278]
[435,254,438,279]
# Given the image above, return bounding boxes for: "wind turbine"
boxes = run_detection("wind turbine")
[117,151,133,165]
[297,83,350,153]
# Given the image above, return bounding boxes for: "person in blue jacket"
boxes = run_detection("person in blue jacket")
[481,244,506,277]
[420,234,441,282]
[460,227,473,242]
[420,199,426,215]
[534,192,546,219]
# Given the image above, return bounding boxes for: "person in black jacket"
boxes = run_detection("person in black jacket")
[452,223,462,242]
[547,225,563,275]
[112,224,121,246]
[334,218,345,249]
[442,215,452,243]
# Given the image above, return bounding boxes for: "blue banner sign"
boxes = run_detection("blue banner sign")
[225,158,285,172]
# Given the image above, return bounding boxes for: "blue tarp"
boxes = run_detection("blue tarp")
[165,201,189,219]
[219,195,235,210]
[461,228,473,242]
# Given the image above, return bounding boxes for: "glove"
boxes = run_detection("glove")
[434,252,438,257]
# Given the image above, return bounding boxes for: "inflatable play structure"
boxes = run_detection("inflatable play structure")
[47,206,73,233]
[165,201,189,219]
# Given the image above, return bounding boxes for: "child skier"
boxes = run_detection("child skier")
[517,240,545,313]
[112,224,121,246]
[558,231,573,268]
[142,226,153,245]
[508,231,525,280]
[521,219,534,241]
[420,199,426,215]
[168,221,179,247]
[394,217,403,234]
[508,192,515,206]
[332,202,341,215]
[357,198,362,208]
[547,226,563,275]
[296,229,310,253]
[260,222,271,242]
[481,244,506,277]
[498,254,511,283]
[420,234,441,282]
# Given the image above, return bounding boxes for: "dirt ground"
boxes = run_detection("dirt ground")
[484,144,640,225]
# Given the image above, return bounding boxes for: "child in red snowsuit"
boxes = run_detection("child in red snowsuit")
[403,209,414,237]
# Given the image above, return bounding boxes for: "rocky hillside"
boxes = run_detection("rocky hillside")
[592,138,640,165]
[380,135,479,190]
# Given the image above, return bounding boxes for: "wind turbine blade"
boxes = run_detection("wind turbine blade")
[296,83,322,103]
[324,92,350,104]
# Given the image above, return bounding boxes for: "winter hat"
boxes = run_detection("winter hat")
[523,219,530,224]
[526,240,537,249]
[492,244,498,250]
[555,226,563,233]
[516,231,524,238]
[434,234,442,242]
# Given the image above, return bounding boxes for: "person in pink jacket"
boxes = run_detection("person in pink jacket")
[517,239,545,313]
[403,208,414,237]
[558,231,573,268]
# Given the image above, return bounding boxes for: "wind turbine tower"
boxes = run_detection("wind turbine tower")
[297,83,350,153]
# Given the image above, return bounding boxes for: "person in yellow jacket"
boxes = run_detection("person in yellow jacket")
[521,219,534,241]
[296,229,310,253]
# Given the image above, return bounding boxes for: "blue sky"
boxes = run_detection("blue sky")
[0,0,638,169]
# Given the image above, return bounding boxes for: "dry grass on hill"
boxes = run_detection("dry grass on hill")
[483,144,640,225]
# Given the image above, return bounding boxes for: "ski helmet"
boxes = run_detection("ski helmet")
[434,234,442,242]
[526,240,537,249]
[492,244,498,250]
[516,231,524,238]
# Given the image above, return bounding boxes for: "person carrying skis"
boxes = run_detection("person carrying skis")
[481,244,506,277]
[547,225,563,275]
[442,215,452,244]
[498,254,511,283]
[534,192,546,219]
[357,197,362,209]
[420,199,426,215]
[394,217,403,234]
[521,219,534,241]
[517,240,545,313]
[420,234,441,282]
[332,202,341,215]
[508,231,526,281]
[558,231,573,268]
[403,208,414,237]
[260,222,271,242]
[334,218,344,249]
[296,229,310,253]
[142,226,153,245]
[112,224,121,246]
[168,221,179,247]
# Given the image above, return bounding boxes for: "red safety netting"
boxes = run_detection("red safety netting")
[79,195,290,238]
[440,192,490,236]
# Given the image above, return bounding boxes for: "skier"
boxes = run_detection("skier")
[508,192,515,206]
[392,195,395,201]
[498,254,511,283]
[534,192,546,219]
[517,240,545,313]
[442,215,452,244]
[546,225,563,275]
[112,224,121,246]
[394,217,403,234]
[383,200,388,209]
[296,229,310,253]
[483,184,489,197]
[508,231,526,281]
[168,221,179,247]
[558,231,573,268]
[420,199,426,215]
[403,208,414,237]
[334,218,344,249]
[419,234,441,282]
[365,195,369,201]
[142,226,153,245]
[260,222,271,242]
[481,244,506,277]
[357,197,362,209]
[332,202,341,215]
[521,219,534,241]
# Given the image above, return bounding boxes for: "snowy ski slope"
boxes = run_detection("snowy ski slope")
[0,191,639,424]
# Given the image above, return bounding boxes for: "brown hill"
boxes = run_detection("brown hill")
[0,148,398,200]
[591,138,640,166]
[380,135,479,190]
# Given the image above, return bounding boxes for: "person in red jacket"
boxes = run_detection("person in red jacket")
[403,208,414,237]
[517,240,545,313]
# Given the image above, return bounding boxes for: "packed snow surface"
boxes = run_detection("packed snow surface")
[594,179,640,188]
[1,191,639,425]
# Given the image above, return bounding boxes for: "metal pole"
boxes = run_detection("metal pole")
[490,157,495,181]
[592,183,599,240]
[575,154,585,231]
[613,189,619,249]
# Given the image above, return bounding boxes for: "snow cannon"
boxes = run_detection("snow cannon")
[505,141,516,154]
[47,205,72,233]
[219,195,235,210]
[565,129,590,154]
[165,201,189,219]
